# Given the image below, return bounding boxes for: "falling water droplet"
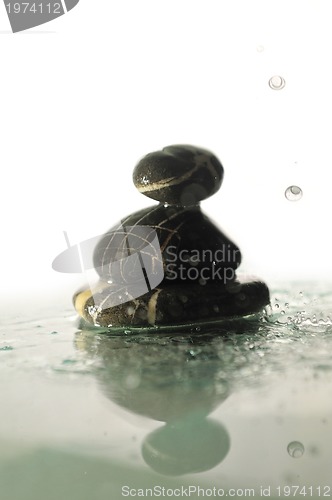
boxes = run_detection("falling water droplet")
[285,185,303,201]
[269,75,286,90]
[287,441,305,458]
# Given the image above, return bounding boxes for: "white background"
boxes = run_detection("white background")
[0,0,331,308]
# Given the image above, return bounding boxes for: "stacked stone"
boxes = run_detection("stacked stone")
[74,145,269,328]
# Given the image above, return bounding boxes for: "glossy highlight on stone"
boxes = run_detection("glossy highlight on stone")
[74,145,270,330]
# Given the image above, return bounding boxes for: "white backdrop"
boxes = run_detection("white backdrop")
[0,0,331,308]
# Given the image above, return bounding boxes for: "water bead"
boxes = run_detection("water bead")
[287,441,305,458]
[285,185,303,201]
[268,75,286,90]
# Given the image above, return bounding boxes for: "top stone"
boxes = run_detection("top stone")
[133,145,224,205]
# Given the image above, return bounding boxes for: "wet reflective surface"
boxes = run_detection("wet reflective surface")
[1,284,332,499]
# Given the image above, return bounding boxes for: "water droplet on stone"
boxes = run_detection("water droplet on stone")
[269,75,286,90]
[188,348,201,357]
[285,185,303,201]
[126,306,135,316]
[264,304,273,317]
[287,441,305,458]
[124,373,141,389]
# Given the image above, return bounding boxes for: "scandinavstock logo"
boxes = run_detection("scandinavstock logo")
[52,225,165,308]
[4,0,79,33]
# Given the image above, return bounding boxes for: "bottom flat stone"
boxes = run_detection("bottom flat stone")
[74,276,270,330]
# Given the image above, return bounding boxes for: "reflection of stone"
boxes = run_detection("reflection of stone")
[142,418,230,476]
[75,329,235,475]
[75,329,230,421]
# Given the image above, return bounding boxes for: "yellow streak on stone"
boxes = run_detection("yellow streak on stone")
[74,282,110,317]
[74,288,93,316]
[147,289,162,325]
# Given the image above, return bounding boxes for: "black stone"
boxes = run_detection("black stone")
[133,145,224,205]
[93,204,241,285]
[74,144,270,330]
[77,277,270,328]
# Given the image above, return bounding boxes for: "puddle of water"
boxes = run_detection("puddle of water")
[1,283,332,498]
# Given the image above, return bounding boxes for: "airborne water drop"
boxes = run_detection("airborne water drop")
[285,185,303,201]
[287,441,305,458]
[269,75,286,90]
